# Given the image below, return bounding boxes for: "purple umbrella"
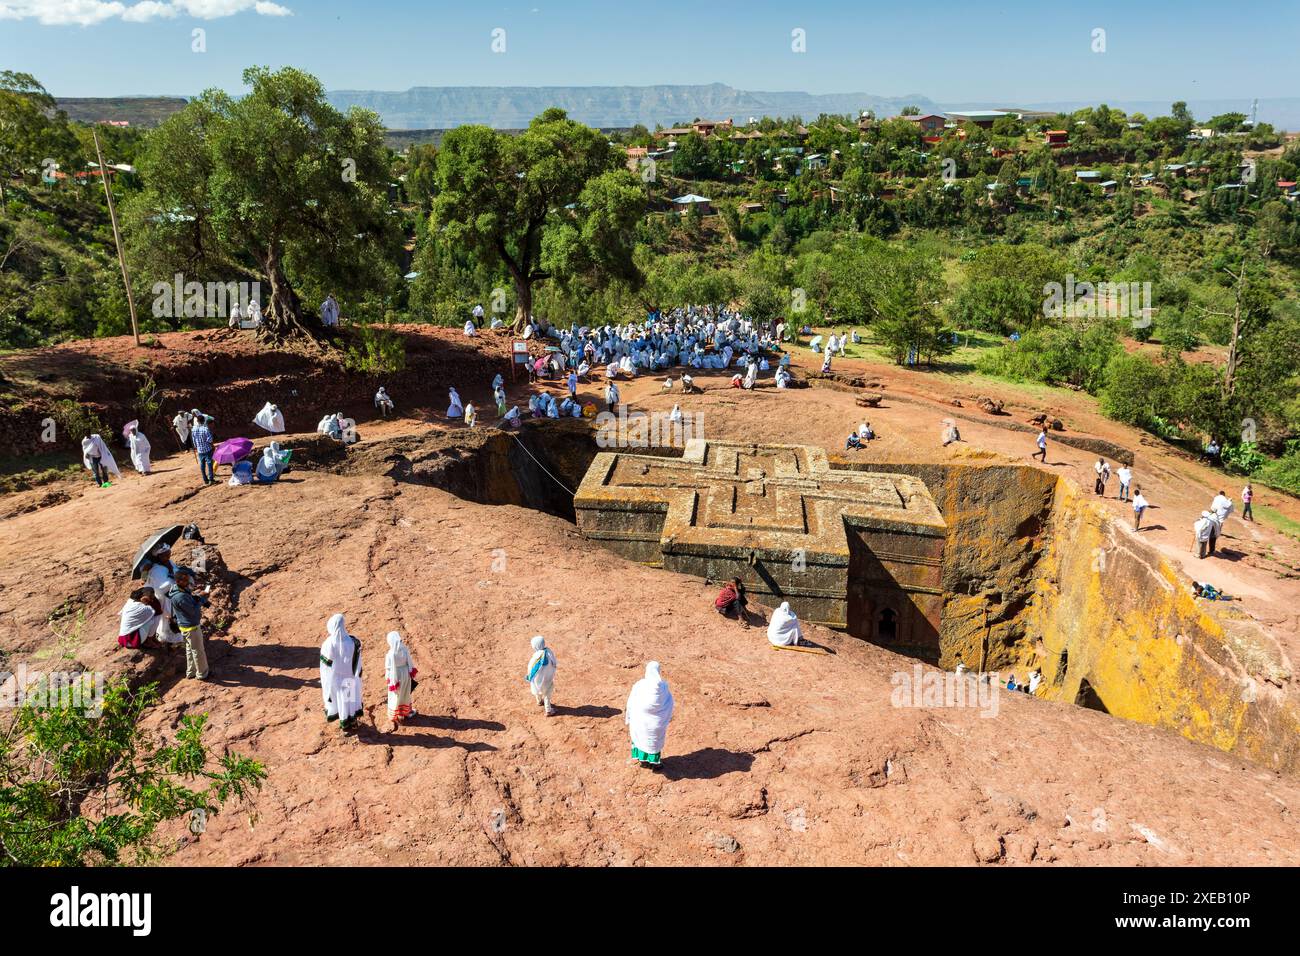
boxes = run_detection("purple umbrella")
[213,437,254,465]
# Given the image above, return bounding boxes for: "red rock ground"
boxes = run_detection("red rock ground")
[1,331,1298,866]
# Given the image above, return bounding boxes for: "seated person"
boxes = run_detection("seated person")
[845,432,863,450]
[229,459,254,485]
[118,586,163,649]
[713,577,748,627]
[255,443,285,483]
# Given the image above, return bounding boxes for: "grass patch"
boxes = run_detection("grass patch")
[0,450,82,494]
[1254,505,1300,541]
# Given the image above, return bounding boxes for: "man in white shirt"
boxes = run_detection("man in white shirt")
[1131,487,1149,530]
[1116,464,1133,502]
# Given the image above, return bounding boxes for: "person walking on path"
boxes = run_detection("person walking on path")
[1032,428,1047,463]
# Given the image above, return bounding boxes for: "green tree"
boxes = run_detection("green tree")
[0,71,78,203]
[129,66,399,338]
[432,108,644,330]
[0,680,265,866]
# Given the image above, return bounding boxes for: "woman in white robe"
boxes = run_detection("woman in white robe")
[320,613,363,731]
[464,403,477,427]
[669,404,682,425]
[743,362,758,390]
[384,631,417,727]
[145,560,182,645]
[625,661,675,766]
[246,299,263,328]
[253,402,285,434]
[767,601,803,647]
[463,319,477,336]
[254,444,283,483]
[525,635,557,715]
[81,434,120,485]
[447,387,464,419]
[374,387,394,415]
[126,425,152,474]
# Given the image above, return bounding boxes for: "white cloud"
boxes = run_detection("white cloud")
[0,0,292,25]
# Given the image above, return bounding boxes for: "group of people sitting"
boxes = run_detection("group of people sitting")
[845,421,875,450]
[713,578,806,648]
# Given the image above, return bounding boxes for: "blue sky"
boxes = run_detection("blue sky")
[2,0,1297,102]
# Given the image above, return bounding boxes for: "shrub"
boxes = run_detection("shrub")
[343,324,407,375]
[0,680,265,866]
[1257,449,1300,496]
[1099,353,1169,427]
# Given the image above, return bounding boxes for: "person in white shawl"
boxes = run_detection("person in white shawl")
[246,298,263,328]
[125,423,152,475]
[464,403,477,427]
[81,434,120,486]
[320,613,363,732]
[254,442,284,483]
[447,387,464,419]
[743,362,758,390]
[604,381,620,410]
[142,557,183,645]
[384,631,418,728]
[374,387,394,417]
[463,319,477,337]
[320,293,339,328]
[525,635,557,715]
[253,402,285,434]
[172,410,192,448]
[625,661,675,767]
[767,601,804,647]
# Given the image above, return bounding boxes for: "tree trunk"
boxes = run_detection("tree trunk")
[257,243,314,341]
[513,278,532,333]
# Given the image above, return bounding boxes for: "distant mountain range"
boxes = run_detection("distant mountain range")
[56,85,1300,132]
[324,83,936,129]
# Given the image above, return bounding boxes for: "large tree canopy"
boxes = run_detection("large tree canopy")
[431,107,645,329]
[127,66,399,338]
[0,71,78,203]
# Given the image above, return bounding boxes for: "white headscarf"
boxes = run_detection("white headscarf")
[447,388,463,418]
[767,601,802,647]
[257,444,279,478]
[320,613,361,719]
[384,631,412,685]
[625,661,675,755]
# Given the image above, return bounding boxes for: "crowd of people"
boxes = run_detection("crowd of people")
[92,299,1280,773]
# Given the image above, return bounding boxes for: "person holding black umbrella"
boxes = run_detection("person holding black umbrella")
[166,567,210,680]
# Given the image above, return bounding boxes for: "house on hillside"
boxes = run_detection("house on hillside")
[625,146,648,173]
[803,153,828,172]
[692,118,733,137]
[654,127,692,141]
[1044,129,1069,147]
[902,113,946,133]
[671,193,712,214]
[946,109,1011,128]
[1075,170,1103,183]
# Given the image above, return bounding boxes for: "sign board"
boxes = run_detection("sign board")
[512,340,530,381]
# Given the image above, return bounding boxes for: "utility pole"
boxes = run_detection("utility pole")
[92,127,140,345]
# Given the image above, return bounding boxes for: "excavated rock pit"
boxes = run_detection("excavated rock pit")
[297,424,1299,775]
